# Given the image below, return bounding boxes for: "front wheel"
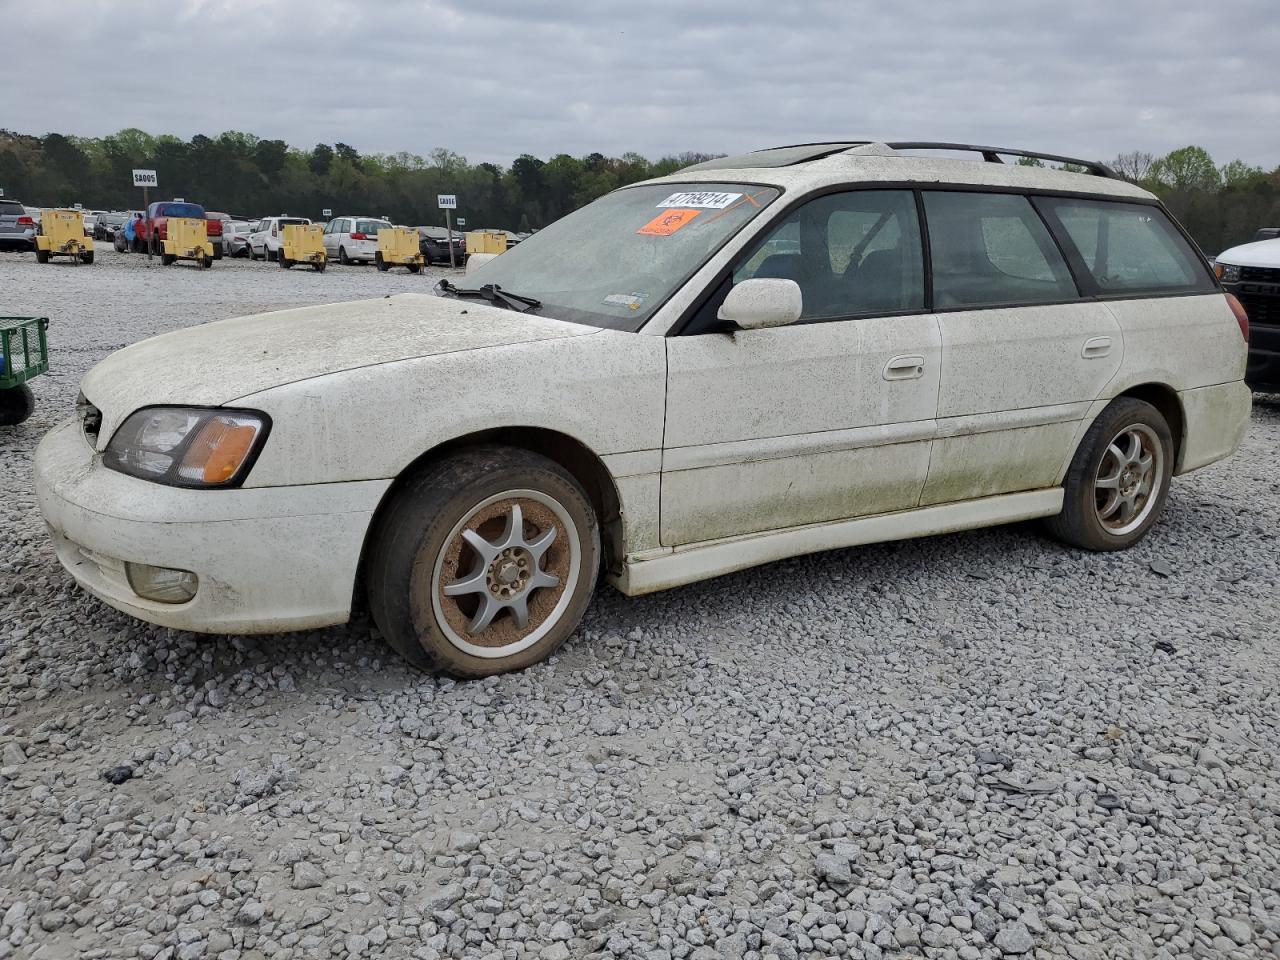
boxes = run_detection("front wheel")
[0,384,35,426]
[339,246,351,265]
[1046,397,1174,551]
[81,251,94,264]
[35,249,50,264]
[366,447,600,677]
[375,253,389,272]
[278,252,292,269]
[314,260,326,273]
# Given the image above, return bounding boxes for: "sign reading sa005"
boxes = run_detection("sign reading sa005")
[437,194,457,209]
[132,169,159,188]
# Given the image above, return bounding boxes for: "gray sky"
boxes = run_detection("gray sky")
[5,0,1278,168]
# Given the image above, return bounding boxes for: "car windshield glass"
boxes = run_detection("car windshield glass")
[459,182,779,331]
[356,220,390,234]
[159,203,204,219]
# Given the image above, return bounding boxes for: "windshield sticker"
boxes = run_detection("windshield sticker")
[656,191,743,209]
[637,208,701,236]
[603,292,647,310]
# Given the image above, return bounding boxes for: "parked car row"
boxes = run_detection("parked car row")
[4,196,532,271]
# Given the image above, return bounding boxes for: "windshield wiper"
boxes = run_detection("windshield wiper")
[436,279,541,313]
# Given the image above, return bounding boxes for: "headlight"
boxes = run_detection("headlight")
[103,407,270,488]
[1215,262,1241,283]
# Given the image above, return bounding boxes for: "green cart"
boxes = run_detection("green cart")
[1,317,50,426]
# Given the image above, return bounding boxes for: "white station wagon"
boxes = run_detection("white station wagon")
[35,142,1253,677]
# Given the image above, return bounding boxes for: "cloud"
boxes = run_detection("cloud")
[4,0,1277,167]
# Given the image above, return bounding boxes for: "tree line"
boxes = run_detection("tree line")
[1,129,1277,253]
[0,128,716,234]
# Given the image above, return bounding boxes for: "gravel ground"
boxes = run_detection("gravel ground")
[2,243,1279,960]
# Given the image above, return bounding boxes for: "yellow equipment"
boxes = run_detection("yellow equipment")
[466,231,508,256]
[376,228,424,273]
[279,224,327,272]
[35,209,94,264]
[162,217,214,268]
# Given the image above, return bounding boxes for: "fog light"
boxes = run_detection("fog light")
[125,562,198,604]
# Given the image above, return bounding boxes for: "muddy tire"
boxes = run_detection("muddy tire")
[0,385,35,426]
[1046,397,1174,551]
[366,446,600,678]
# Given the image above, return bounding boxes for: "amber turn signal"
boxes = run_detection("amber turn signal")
[178,415,265,484]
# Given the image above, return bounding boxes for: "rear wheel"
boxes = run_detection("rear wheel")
[366,447,600,677]
[1046,397,1174,551]
[0,385,35,426]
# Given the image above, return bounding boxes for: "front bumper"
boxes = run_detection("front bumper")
[1224,278,1280,392]
[34,419,390,634]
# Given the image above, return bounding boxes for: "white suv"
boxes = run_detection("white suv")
[35,141,1251,678]
[249,216,311,262]
[322,215,391,265]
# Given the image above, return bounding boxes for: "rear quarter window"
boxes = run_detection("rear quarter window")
[1039,198,1215,295]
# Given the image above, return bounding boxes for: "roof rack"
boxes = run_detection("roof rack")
[756,141,1119,178]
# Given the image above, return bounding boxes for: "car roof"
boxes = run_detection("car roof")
[640,142,1156,201]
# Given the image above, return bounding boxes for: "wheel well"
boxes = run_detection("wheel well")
[1116,383,1184,466]
[350,428,624,616]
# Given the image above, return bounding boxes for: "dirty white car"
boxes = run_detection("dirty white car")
[35,142,1252,677]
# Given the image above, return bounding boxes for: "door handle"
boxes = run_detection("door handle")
[1082,336,1113,359]
[883,355,926,380]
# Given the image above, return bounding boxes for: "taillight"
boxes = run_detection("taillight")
[1225,293,1249,343]
[349,232,367,241]
[17,216,33,226]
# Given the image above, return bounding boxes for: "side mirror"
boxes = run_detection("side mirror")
[465,252,498,275]
[717,278,803,331]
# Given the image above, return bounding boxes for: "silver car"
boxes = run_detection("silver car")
[321,215,391,265]
[0,199,36,251]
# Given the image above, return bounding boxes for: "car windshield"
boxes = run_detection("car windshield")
[459,182,779,331]
[356,220,390,234]
[159,203,204,218]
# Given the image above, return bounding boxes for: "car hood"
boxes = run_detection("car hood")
[80,293,598,445]
[1218,238,1280,268]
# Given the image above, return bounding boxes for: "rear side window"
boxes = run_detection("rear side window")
[923,192,1077,308]
[734,189,926,320]
[1039,198,1214,294]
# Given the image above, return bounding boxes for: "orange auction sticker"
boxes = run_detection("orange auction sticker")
[637,208,701,236]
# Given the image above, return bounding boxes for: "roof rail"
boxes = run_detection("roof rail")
[882,142,1119,179]
[757,141,1119,178]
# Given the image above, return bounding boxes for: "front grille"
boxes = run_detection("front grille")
[1241,265,1280,284]
[77,392,102,444]
[1240,292,1280,327]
